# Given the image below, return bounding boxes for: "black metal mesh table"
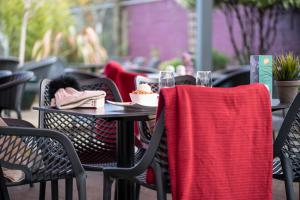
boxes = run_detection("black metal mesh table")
[34,104,156,200]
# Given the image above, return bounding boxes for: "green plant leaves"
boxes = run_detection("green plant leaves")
[273,53,300,81]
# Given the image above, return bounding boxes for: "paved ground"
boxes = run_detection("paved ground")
[3,103,295,199]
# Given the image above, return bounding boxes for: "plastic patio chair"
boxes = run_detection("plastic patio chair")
[273,92,300,200]
[0,71,34,119]
[0,119,86,200]
[0,71,12,78]
[0,57,19,72]
[212,66,250,87]
[64,68,102,80]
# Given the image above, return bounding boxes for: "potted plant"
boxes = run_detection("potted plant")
[273,52,300,104]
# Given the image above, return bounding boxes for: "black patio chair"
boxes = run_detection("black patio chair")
[273,92,300,200]
[0,71,12,78]
[0,57,19,72]
[0,122,86,200]
[135,75,195,143]
[212,66,250,87]
[64,68,102,80]
[103,109,167,200]
[0,71,34,119]
[39,77,148,198]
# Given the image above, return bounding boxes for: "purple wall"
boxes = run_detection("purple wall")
[126,1,300,62]
[126,0,189,60]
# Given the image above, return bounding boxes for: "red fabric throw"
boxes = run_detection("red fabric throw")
[156,84,273,200]
[104,61,144,102]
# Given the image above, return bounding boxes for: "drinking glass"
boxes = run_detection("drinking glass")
[159,71,175,89]
[196,71,212,87]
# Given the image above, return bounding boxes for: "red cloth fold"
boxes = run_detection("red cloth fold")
[104,61,144,102]
[156,84,272,200]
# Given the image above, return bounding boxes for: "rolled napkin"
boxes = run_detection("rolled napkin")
[51,87,106,109]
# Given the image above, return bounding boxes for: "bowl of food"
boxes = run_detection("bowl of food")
[130,84,158,107]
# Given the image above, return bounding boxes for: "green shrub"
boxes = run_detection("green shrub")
[0,0,73,61]
[212,49,230,71]
[159,58,182,70]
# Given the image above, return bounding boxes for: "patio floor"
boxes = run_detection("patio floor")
[5,102,296,200]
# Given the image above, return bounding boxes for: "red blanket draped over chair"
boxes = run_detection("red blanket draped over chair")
[157,84,273,200]
[104,61,144,102]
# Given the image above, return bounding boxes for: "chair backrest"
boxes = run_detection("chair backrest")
[0,57,19,72]
[22,57,65,80]
[274,92,300,177]
[0,126,84,183]
[0,71,34,111]
[39,77,122,165]
[64,68,102,80]
[213,66,250,87]
[0,70,12,78]
[135,75,195,143]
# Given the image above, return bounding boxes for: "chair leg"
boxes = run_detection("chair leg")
[51,180,59,200]
[103,173,113,200]
[76,174,86,200]
[135,184,140,200]
[65,178,73,200]
[153,163,167,200]
[16,110,22,120]
[39,182,46,200]
[281,155,296,200]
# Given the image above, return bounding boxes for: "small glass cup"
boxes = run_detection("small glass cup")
[196,71,212,87]
[159,71,175,89]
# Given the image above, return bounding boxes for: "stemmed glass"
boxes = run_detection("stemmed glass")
[159,71,175,90]
[196,71,212,87]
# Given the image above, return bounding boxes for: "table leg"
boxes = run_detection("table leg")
[116,120,136,200]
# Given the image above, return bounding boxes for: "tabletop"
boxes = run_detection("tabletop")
[34,104,156,120]
[271,99,289,112]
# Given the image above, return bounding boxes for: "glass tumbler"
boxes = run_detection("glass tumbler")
[196,71,212,87]
[159,71,175,89]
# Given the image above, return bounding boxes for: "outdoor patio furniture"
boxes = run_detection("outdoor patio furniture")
[104,61,144,102]
[0,57,19,72]
[20,57,66,110]
[0,119,86,200]
[36,99,156,200]
[64,68,102,80]
[273,92,300,200]
[103,84,273,200]
[0,71,34,119]
[212,66,250,87]
[0,70,12,78]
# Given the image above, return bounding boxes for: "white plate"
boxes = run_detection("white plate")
[106,100,157,111]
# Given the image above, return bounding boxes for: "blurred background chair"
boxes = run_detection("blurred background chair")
[64,68,102,80]
[0,71,34,119]
[212,66,250,87]
[0,121,86,200]
[0,71,12,78]
[0,57,19,72]
[20,57,65,110]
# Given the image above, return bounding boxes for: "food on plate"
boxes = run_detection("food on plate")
[130,84,158,106]
[131,84,153,94]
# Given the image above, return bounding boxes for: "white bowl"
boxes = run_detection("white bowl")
[129,93,159,107]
